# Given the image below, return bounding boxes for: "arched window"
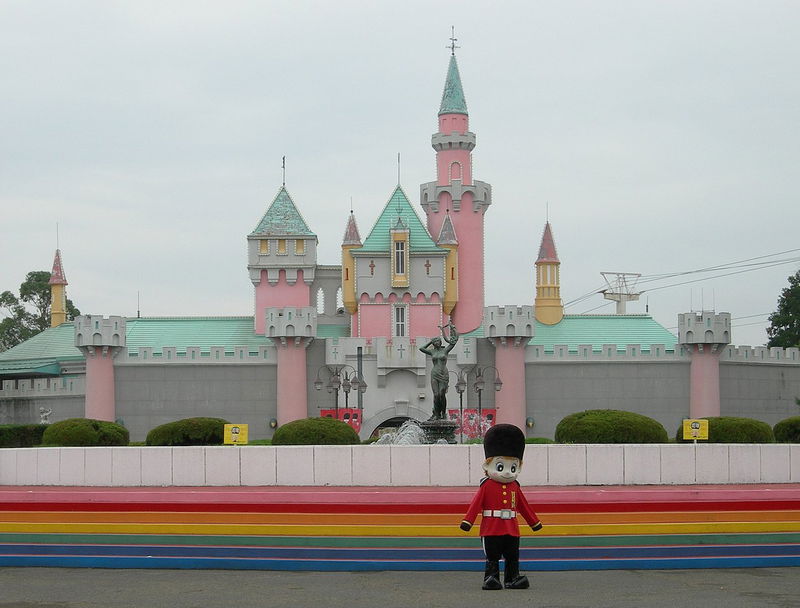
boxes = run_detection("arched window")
[317,288,325,314]
[336,287,344,310]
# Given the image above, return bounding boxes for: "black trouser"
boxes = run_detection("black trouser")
[481,535,519,567]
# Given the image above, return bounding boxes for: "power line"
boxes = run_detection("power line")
[564,249,799,310]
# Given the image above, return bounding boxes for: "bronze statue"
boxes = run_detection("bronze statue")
[419,322,459,420]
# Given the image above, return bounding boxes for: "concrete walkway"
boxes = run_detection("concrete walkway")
[1,567,797,608]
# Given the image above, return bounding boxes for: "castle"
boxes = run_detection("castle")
[1,50,798,441]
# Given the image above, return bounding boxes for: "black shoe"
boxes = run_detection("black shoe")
[504,575,530,589]
[482,575,503,590]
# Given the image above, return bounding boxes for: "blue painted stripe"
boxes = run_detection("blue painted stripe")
[2,543,799,560]
[0,554,799,571]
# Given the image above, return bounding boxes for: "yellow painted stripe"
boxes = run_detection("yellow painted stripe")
[2,510,800,526]
[1,521,798,537]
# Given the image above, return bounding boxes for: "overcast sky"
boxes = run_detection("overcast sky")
[2,0,798,348]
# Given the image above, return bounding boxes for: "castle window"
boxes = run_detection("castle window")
[394,241,406,275]
[259,240,269,254]
[394,305,407,337]
[295,239,305,254]
[316,288,325,314]
[278,239,287,255]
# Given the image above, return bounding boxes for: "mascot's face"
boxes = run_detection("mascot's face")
[483,456,522,483]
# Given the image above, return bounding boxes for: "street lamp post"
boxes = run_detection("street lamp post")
[449,370,467,443]
[472,366,503,437]
[314,365,368,420]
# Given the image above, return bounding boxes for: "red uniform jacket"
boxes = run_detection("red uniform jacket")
[462,478,541,537]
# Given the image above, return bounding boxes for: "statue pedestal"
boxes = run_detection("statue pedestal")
[419,419,458,444]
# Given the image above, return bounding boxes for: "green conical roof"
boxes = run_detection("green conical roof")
[359,186,443,254]
[439,55,468,116]
[251,187,315,237]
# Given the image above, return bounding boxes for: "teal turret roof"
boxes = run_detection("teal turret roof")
[439,55,468,116]
[358,186,444,254]
[529,315,678,353]
[251,187,315,237]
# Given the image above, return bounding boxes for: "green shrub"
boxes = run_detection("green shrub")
[773,416,800,443]
[525,437,555,444]
[555,410,668,443]
[0,424,48,448]
[42,418,129,447]
[272,417,359,446]
[675,416,774,443]
[146,417,229,446]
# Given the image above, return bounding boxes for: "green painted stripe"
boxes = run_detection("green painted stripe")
[2,532,798,549]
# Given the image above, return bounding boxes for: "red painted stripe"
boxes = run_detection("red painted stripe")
[1,500,799,514]
[0,485,798,514]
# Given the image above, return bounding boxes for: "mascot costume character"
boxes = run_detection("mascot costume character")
[460,423,543,590]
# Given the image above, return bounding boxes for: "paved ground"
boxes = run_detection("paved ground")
[0,567,798,608]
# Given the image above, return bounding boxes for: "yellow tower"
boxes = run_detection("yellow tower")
[341,212,361,314]
[534,222,564,325]
[437,213,459,315]
[49,249,69,327]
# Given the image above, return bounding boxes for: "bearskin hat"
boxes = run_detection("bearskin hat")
[483,424,525,461]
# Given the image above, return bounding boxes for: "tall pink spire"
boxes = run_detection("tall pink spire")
[420,46,492,333]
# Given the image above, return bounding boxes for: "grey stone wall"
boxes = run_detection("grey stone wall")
[525,361,691,439]
[0,396,83,425]
[720,362,800,426]
[115,364,277,442]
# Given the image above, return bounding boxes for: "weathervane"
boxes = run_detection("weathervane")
[448,26,460,56]
[282,156,286,186]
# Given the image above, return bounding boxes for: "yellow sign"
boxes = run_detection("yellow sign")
[682,419,709,441]
[224,424,249,445]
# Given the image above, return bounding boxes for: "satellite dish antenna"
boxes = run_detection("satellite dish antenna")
[599,272,642,314]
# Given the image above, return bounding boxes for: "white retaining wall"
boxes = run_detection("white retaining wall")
[1,444,799,487]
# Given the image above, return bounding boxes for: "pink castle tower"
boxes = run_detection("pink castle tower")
[420,48,492,333]
[247,186,317,425]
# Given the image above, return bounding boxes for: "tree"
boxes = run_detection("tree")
[0,271,80,352]
[767,270,800,348]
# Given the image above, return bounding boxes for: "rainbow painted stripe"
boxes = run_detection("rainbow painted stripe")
[0,485,798,571]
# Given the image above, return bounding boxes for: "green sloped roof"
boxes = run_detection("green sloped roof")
[0,323,83,363]
[439,54,468,116]
[529,315,677,353]
[0,323,83,377]
[125,317,272,353]
[251,187,315,237]
[358,186,443,254]
[316,324,350,338]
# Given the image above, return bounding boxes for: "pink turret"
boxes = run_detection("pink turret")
[421,51,492,334]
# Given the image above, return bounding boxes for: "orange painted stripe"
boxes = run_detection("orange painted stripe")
[2,510,799,526]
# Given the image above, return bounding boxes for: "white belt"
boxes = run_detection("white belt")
[482,509,516,520]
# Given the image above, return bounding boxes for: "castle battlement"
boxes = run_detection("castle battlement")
[677,311,731,345]
[74,315,126,349]
[721,345,800,364]
[265,307,316,338]
[118,345,274,364]
[484,305,535,338]
[526,344,686,362]
[0,376,85,397]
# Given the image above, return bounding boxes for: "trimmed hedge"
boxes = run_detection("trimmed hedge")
[272,417,360,446]
[675,416,774,443]
[42,418,129,447]
[555,410,669,444]
[773,416,800,443]
[525,437,555,444]
[146,417,229,446]
[0,424,48,448]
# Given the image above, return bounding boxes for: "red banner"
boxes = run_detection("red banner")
[447,409,496,440]
[320,408,362,432]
